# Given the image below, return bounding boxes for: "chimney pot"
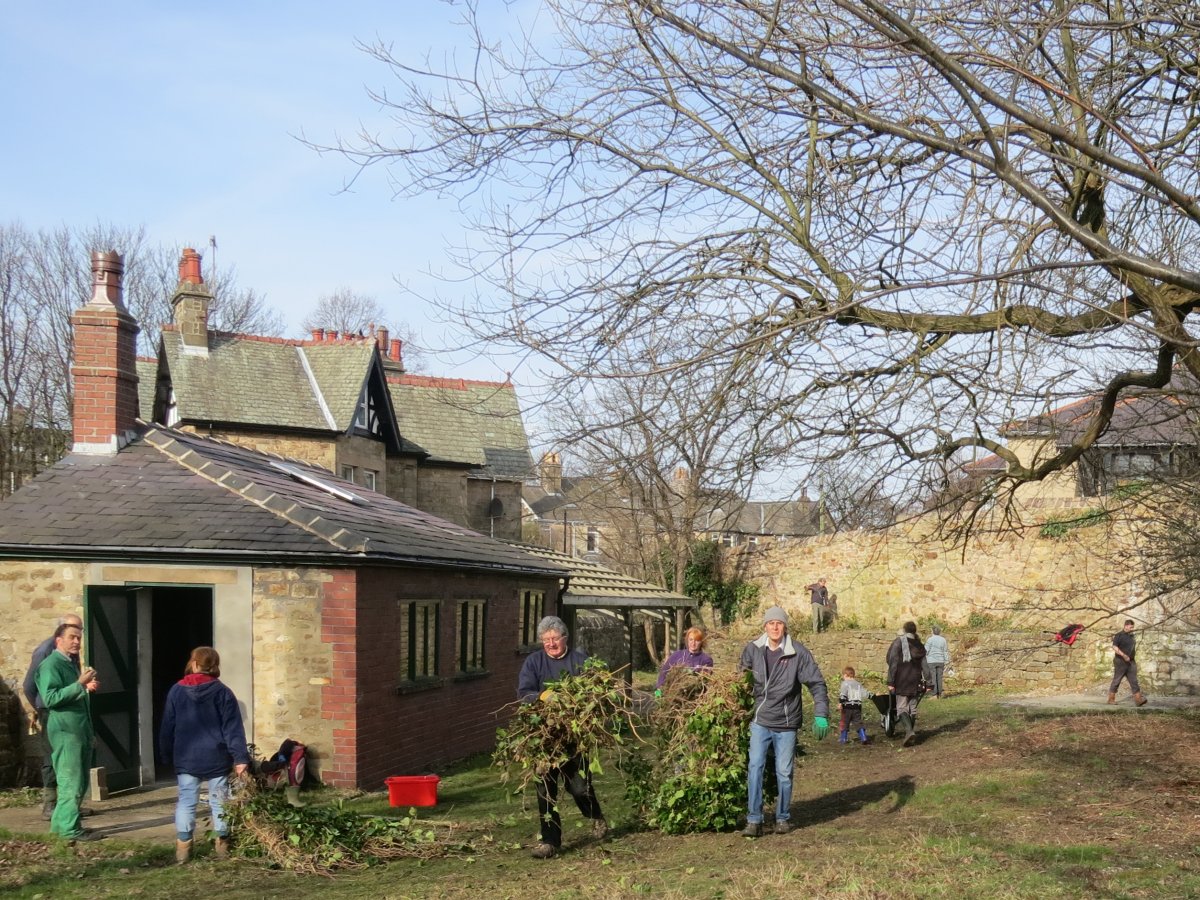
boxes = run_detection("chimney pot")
[376,326,389,353]
[178,248,204,285]
[312,328,324,341]
[329,330,339,341]
[89,250,126,309]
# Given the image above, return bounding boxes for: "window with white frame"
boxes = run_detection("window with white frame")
[586,527,600,553]
[399,601,439,683]
[362,469,377,491]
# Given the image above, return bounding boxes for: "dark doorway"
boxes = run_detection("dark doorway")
[151,587,213,780]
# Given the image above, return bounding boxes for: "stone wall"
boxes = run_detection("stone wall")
[729,515,1141,631]
[724,513,1200,695]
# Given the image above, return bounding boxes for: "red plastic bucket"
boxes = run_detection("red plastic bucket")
[385,774,440,807]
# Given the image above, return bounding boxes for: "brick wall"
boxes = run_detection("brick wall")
[348,567,559,789]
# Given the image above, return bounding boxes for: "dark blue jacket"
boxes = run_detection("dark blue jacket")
[159,675,250,779]
[740,633,830,729]
[517,647,589,702]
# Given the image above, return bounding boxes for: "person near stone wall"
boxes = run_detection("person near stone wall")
[739,606,830,837]
[886,621,926,747]
[805,578,830,633]
[35,621,100,842]
[22,614,91,822]
[1109,619,1148,707]
[517,615,608,859]
[923,626,950,699]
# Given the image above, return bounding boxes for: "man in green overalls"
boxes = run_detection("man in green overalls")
[36,621,101,842]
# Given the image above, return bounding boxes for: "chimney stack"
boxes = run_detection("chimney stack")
[71,251,140,454]
[171,247,211,354]
[540,451,563,495]
[376,326,389,354]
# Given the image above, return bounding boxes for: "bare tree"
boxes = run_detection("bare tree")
[547,338,775,628]
[301,287,423,368]
[0,222,283,491]
[324,0,1200,511]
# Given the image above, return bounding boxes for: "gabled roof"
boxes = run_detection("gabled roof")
[719,498,823,536]
[509,543,693,608]
[385,374,536,478]
[0,425,567,577]
[1002,379,1200,449]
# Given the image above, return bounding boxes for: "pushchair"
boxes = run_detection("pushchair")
[869,680,928,738]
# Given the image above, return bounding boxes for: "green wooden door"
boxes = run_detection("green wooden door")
[86,587,140,792]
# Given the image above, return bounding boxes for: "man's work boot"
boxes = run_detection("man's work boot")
[214,835,230,859]
[1134,692,1148,707]
[741,821,762,838]
[592,817,609,839]
[1107,692,1117,704]
[175,839,192,864]
[40,787,56,820]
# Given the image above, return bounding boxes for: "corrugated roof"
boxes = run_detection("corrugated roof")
[0,425,568,577]
[508,543,694,608]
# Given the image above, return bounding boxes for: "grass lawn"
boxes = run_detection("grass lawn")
[2,692,1198,899]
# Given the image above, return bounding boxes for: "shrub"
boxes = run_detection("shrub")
[625,670,754,833]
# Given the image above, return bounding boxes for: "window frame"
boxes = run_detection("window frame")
[398,600,440,689]
[455,598,488,676]
[518,588,545,650]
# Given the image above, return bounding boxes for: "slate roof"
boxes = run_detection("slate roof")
[386,375,536,478]
[721,498,824,537]
[508,543,694,609]
[1006,391,1199,449]
[0,425,568,576]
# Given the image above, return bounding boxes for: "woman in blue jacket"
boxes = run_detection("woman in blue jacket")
[159,646,250,864]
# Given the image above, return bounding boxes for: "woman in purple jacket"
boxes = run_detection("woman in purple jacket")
[656,627,714,691]
[159,646,250,864]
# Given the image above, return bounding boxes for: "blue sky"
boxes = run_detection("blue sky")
[1,2,529,383]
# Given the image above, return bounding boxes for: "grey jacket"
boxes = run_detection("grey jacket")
[740,633,830,729]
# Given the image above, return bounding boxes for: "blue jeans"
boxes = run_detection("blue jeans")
[175,773,231,840]
[746,722,796,824]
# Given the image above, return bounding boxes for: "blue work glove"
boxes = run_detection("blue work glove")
[812,716,830,740]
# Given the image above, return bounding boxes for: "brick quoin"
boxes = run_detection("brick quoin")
[320,569,359,787]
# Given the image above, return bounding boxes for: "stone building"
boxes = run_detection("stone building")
[0,250,565,790]
[140,248,533,541]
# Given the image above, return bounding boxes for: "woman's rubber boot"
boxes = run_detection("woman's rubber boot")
[838,729,848,744]
[1134,692,1148,707]
[858,727,868,744]
[900,714,916,746]
[40,787,56,820]
[214,835,230,859]
[175,839,192,864]
[285,785,305,807]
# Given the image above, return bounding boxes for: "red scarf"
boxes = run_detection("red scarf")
[179,673,216,686]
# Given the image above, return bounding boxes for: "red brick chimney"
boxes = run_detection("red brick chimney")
[70,250,140,454]
[172,247,211,354]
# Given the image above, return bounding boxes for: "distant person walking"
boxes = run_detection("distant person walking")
[805,578,830,633]
[1109,620,1148,707]
[886,621,926,747]
[923,626,950,699]
[838,666,868,745]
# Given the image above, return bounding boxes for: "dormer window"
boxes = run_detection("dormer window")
[353,387,382,437]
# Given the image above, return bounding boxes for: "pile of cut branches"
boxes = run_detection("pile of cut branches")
[626,668,754,833]
[493,658,639,793]
[224,780,475,875]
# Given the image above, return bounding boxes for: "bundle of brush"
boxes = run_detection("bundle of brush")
[223,775,473,875]
[629,668,755,833]
[493,658,640,792]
